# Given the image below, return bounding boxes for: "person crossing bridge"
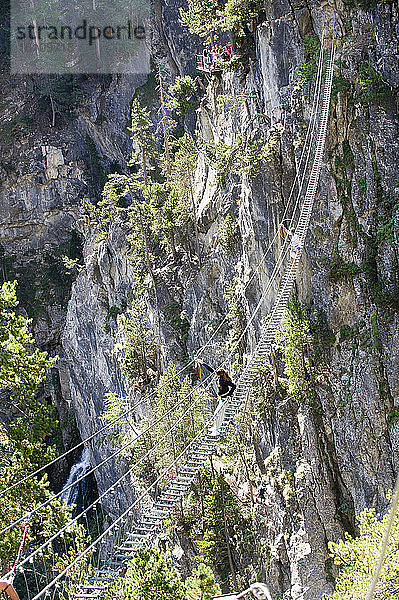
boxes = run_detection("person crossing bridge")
[195,359,237,437]
[195,359,236,400]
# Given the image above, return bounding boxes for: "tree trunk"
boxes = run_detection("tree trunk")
[199,473,205,532]
[92,0,101,70]
[49,92,56,128]
[29,0,40,55]
[188,168,201,266]
[136,202,162,377]
[220,480,238,590]
[210,454,215,479]
[237,443,254,506]
[159,68,171,176]
[270,348,278,391]
[142,148,148,187]
[170,231,177,260]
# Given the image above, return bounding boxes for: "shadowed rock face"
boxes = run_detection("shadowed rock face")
[1,0,399,597]
[0,70,147,480]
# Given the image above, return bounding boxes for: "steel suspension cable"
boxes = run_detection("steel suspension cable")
[0,34,332,600]
[1,27,328,547]
[4,380,209,581]
[3,32,327,500]
[220,35,326,367]
[28,407,224,600]
[13,33,335,600]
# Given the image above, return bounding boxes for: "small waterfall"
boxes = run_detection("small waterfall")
[61,448,91,512]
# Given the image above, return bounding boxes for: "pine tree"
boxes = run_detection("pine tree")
[109,548,186,600]
[129,98,160,187]
[132,363,204,479]
[167,76,199,117]
[170,134,201,263]
[118,301,158,385]
[196,470,250,588]
[325,505,399,600]
[0,281,87,576]
[185,563,221,600]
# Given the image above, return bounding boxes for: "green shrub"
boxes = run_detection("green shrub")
[331,75,351,102]
[167,76,199,117]
[218,215,239,251]
[324,504,399,600]
[359,61,392,104]
[296,35,321,86]
[179,0,263,37]
[343,0,378,11]
[118,300,158,384]
[108,548,186,600]
[328,254,361,283]
[0,281,87,575]
[201,136,264,185]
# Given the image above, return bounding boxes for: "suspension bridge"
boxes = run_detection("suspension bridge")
[1,30,335,600]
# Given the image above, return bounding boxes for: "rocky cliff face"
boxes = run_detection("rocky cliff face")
[1,0,398,597]
[0,71,146,478]
[188,3,399,596]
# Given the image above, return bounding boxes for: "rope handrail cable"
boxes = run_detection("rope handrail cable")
[68,31,332,596]
[221,32,326,368]
[62,33,336,600]
[2,34,332,600]
[0,24,328,558]
[4,379,209,581]
[28,408,223,600]
[0,366,215,537]
[2,28,326,500]
[9,31,335,600]
[365,474,399,600]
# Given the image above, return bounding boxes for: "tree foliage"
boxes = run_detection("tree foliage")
[185,563,221,600]
[324,505,399,600]
[27,75,89,127]
[129,98,160,184]
[83,99,198,266]
[170,134,198,200]
[0,281,86,575]
[296,35,321,85]
[277,296,313,400]
[109,548,186,600]
[144,182,192,258]
[131,363,204,480]
[277,296,333,402]
[0,281,54,408]
[200,137,264,185]
[99,391,137,448]
[179,0,262,37]
[193,469,251,586]
[118,300,158,386]
[359,61,392,104]
[167,76,199,117]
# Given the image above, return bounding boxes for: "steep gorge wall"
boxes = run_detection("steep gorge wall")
[187,3,399,597]
[0,0,398,597]
[0,0,194,478]
[64,3,399,598]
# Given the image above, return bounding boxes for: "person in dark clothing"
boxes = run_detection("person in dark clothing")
[258,486,267,504]
[196,359,236,399]
[203,47,211,69]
